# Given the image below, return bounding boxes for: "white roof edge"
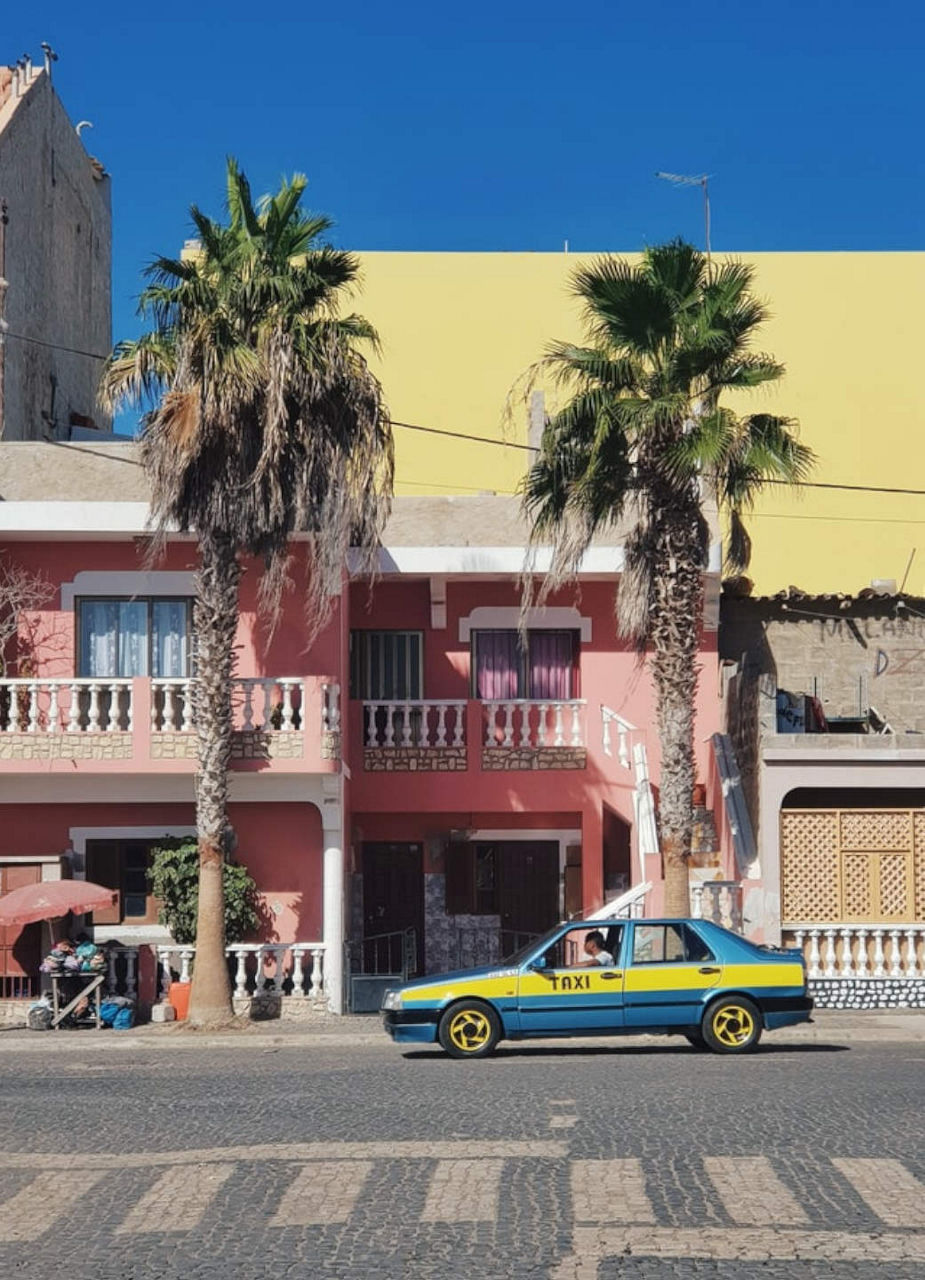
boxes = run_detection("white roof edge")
[0,502,153,534]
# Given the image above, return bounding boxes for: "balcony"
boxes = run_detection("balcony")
[0,677,341,774]
[360,698,589,772]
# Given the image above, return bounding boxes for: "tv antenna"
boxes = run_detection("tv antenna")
[656,172,712,258]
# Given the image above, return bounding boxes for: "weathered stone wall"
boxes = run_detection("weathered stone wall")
[721,595,925,732]
[150,731,303,760]
[0,732,131,760]
[363,747,467,772]
[0,69,111,440]
[810,977,925,1009]
[481,746,587,771]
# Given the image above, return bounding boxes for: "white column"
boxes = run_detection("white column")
[67,682,81,732]
[281,682,295,731]
[690,884,704,919]
[48,683,59,734]
[570,702,582,747]
[179,948,193,984]
[384,702,396,747]
[291,947,306,998]
[232,947,248,998]
[502,702,514,748]
[28,682,39,733]
[807,930,822,979]
[400,702,413,747]
[435,703,447,747]
[181,680,195,733]
[839,928,855,979]
[856,927,870,977]
[905,928,922,979]
[157,948,173,1000]
[241,682,255,730]
[553,702,565,746]
[106,947,118,995]
[323,810,345,1015]
[888,929,903,978]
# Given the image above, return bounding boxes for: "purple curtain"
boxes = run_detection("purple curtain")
[528,631,574,699]
[475,631,520,699]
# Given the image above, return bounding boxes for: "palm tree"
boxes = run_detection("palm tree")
[520,240,813,916]
[101,160,393,1024]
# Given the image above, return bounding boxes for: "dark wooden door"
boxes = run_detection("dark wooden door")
[362,843,424,972]
[0,864,42,997]
[498,842,560,948]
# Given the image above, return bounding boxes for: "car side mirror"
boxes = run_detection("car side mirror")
[529,957,547,971]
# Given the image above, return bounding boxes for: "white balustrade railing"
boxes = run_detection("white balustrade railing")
[151,677,305,733]
[601,706,635,769]
[482,699,586,749]
[156,942,326,1000]
[691,882,744,933]
[364,700,466,749]
[784,925,925,980]
[0,678,132,733]
[586,881,652,921]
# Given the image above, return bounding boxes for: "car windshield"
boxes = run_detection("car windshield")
[503,925,563,966]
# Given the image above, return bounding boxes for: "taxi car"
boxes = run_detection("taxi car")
[382,917,813,1057]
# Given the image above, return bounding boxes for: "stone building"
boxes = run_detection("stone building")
[0,49,111,441]
[718,587,925,1007]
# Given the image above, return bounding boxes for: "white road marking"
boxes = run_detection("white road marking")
[270,1161,372,1226]
[833,1157,925,1227]
[0,1170,106,1241]
[420,1158,503,1222]
[548,1115,578,1129]
[114,1163,234,1234]
[570,1159,655,1224]
[0,1139,566,1168]
[552,1226,925,1277]
[704,1155,808,1224]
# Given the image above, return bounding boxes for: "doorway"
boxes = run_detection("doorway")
[496,842,560,947]
[361,843,425,974]
[0,865,42,998]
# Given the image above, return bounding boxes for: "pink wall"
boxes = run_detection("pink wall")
[7,540,341,680]
[0,800,323,942]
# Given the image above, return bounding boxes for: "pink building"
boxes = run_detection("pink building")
[0,443,728,1013]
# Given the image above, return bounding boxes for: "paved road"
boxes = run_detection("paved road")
[0,1034,923,1279]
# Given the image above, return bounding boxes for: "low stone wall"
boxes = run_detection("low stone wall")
[809,977,925,1009]
[364,746,467,772]
[481,746,587,771]
[151,731,304,761]
[0,733,132,760]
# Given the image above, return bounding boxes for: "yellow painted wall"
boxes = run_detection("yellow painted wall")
[357,252,925,596]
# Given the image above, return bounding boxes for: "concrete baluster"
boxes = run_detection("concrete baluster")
[822,928,838,978]
[839,928,855,978]
[435,703,447,748]
[310,948,324,1000]
[553,702,565,746]
[291,947,306,998]
[871,929,886,978]
[179,948,193,985]
[888,929,903,977]
[807,930,822,979]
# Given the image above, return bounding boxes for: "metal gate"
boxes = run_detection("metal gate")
[345,928,417,1013]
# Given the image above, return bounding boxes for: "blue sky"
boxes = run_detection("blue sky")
[9,1,925,363]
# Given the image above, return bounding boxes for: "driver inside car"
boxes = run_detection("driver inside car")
[572,929,614,968]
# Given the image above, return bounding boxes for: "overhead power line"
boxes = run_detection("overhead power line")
[2,329,109,362]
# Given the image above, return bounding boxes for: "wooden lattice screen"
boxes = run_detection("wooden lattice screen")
[781,809,925,924]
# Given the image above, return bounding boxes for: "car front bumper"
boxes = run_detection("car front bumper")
[383,1009,439,1045]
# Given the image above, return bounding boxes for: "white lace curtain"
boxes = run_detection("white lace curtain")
[78,599,189,678]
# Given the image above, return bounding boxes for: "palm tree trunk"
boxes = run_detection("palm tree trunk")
[189,531,241,1026]
[649,503,704,918]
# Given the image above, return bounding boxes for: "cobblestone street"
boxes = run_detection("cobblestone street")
[0,1031,922,1279]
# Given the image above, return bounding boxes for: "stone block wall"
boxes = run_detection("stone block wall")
[809,977,925,1009]
[150,731,304,760]
[481,746,587,771]
[363,746,467,772]
[0,733,132,760]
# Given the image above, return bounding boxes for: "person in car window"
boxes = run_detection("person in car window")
[573,930,614,967]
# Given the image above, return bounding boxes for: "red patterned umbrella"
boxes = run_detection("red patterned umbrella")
[0,879,116,927]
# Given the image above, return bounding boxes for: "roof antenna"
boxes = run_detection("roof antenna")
[656,172,712,259]
[40,42,58,80]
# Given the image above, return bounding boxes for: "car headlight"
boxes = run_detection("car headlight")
[382,990,403,1011]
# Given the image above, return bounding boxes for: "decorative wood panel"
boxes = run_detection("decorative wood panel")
[782,809,923,925]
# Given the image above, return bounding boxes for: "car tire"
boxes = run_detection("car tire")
[701,996,762,1055]
[438,1000,502,1059]
[684,1031,707,1050]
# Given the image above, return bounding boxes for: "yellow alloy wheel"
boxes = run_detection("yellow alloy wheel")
[712,1004,755,1048]
[448,1008,492,1053]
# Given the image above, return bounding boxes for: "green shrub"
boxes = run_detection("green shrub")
[148,838,260,945]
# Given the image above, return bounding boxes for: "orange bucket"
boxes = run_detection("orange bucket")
[168,981,191,1021]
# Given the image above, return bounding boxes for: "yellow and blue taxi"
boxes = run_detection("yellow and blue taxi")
[382,917,813,1057]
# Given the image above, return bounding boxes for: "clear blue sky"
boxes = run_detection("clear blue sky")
[9,1,925,361]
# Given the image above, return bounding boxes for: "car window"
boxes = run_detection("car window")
[631,923,715,965]
[540,926,622,968]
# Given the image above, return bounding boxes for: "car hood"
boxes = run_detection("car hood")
[395,963,516,992]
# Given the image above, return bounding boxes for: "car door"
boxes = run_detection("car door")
[517,925,626,1034]
[622,922,723,1030]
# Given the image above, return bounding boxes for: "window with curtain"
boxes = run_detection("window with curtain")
[77,599,191,678]
[472,630,577,699]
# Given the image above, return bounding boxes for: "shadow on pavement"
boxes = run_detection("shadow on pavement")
[402,1042,850,1060]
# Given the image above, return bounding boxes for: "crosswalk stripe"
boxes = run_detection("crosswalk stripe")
[419,1158,503,1222]
[704,1156,808,1225]
[832,1157,925,1227]
[114,1163,234,1235]
[0,1170,106,1242]
[570,1159,655,1224]
[270,1161,372,1226]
